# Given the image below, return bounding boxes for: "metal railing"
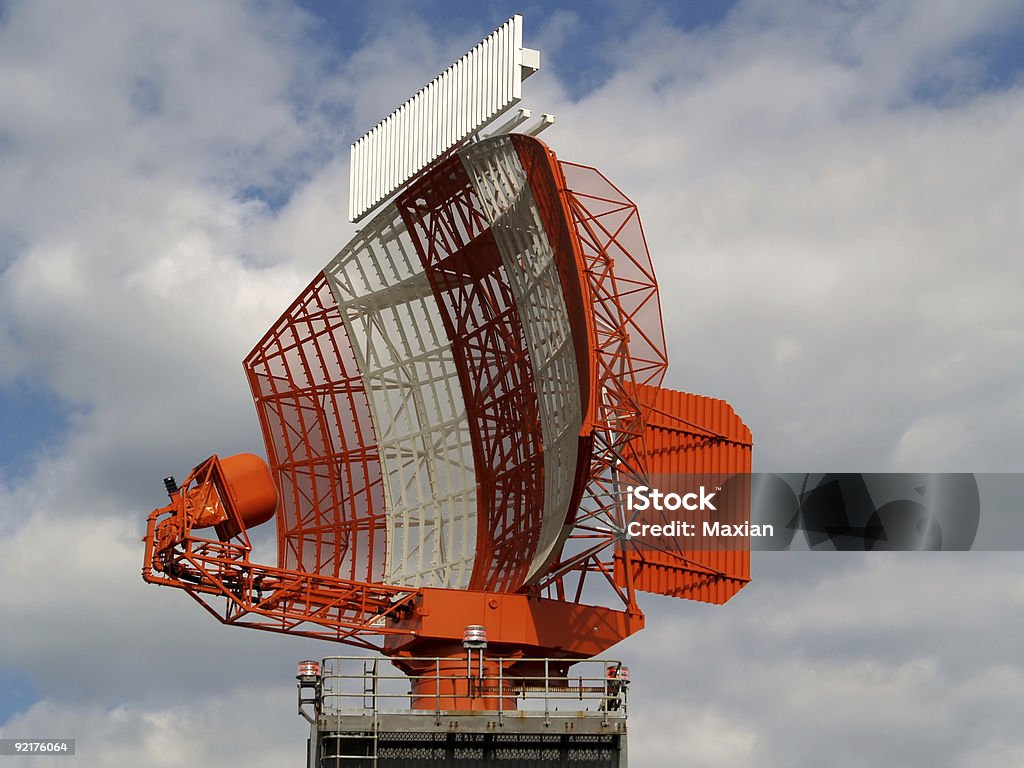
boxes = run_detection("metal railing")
[310,656,629,720]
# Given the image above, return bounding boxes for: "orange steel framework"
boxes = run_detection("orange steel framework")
[143,134,752,677]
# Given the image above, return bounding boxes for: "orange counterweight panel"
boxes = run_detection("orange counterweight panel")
[616,384,753,605]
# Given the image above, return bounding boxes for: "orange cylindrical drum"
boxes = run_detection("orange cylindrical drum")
[220,453,278,529]
[407,656,518,712]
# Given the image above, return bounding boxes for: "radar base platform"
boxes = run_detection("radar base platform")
[300,656,629,768]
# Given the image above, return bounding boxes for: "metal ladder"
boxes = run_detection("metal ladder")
[319,658,379,768]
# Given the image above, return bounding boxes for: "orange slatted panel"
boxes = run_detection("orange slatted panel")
[615,383,753,605]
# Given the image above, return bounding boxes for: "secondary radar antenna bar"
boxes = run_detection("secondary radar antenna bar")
[348,14,542,223]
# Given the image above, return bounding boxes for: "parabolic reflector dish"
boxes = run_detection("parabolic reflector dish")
[248,135,598,594]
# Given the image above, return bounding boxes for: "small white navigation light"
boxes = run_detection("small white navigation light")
[296,660,321,685]
[463,625,488,649]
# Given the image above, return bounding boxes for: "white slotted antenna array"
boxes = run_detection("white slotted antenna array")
[348,14,550,223]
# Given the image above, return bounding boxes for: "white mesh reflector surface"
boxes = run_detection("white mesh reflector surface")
[325,206,478,589]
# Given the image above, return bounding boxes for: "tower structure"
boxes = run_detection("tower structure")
[142,15,752,767]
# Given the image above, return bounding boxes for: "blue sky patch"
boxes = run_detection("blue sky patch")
[297,0,740,101]
[0,667,38,725]
[0,384,75,481]
[974,18,1024,91]
[236,183,294,213]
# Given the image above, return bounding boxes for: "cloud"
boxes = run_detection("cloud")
[3,687,310,768]
[0,2,368,752]
[0,508,340,705]
[624,553,1024,767]
[0,0,344,510]
[532,0,1024,471]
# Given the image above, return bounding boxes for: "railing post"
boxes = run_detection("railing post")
[543,658,550,722]
[434,657,441,724]
[371,657,378,713]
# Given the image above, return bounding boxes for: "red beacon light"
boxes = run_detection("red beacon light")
[463,625,488,649]
[296,660,321,685]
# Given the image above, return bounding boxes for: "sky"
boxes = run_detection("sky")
[1,0,1023,765]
